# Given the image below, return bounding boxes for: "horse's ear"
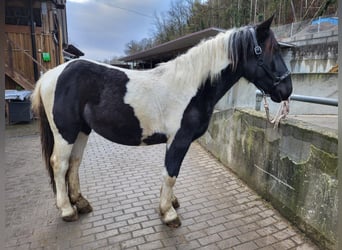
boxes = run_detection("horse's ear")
[256,14,274,40]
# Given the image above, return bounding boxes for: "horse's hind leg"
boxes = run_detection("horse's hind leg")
[51,135,78,221]
[67,132,92,214]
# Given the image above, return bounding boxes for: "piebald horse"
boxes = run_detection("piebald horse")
[31,16,292,227]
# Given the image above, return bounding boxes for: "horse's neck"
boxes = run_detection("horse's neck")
[211,67,243,104]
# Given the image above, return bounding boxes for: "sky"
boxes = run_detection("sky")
[66,0,172,61]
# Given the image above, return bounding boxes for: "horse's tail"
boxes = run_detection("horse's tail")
[31,78,56,194]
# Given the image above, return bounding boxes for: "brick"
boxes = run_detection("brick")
[82,239,109,250]
[141,218,162,228]
[236,231,260,243]
[194,213,215,223]
[115,213,135,222]
[198,233,221,246]
[128,215,149,225]
[105,220,128,230]
[273,229,296,240]
[217,237,241,249]
[238,223,259,233]
[138,240,163,250]
[132,227,155,238]
[96,228,119,240]
[93,217,115,227]
[204,224,226,235]
[176,240,201,250]
[103,210,125,219]
[70,235,95,247]
[120,236,145,248]
[145,232,166,242]
[207,216,228,226]
[219,228,241,239]
[162,236,186,246]
[272,239,296,249]
[256,216,277,227]
[119,223,142,234]
[82,226,105,236]
[233,241,259,250]
[256,226,279,236]
[5,129,319,250]
[185,231,207,241]
[108,232,132,245]
[254,235,278,247]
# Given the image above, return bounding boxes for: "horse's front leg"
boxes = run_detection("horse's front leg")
[160,135,192,228]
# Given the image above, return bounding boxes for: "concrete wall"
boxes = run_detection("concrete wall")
[215,73,338,115]
[287,43,338,74]
[198,108,338,249]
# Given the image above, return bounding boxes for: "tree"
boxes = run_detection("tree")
[123,0,337,56]
[124,38,154,55]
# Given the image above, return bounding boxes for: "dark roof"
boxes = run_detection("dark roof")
[120,27,225,62]
[120,27,295,63]
[64,44,85,58]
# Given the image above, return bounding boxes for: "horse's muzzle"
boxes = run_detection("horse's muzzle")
[270,78,292,103]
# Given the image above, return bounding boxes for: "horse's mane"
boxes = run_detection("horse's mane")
[155,26,255,90]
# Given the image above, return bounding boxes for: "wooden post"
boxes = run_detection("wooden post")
[58,22,64,64]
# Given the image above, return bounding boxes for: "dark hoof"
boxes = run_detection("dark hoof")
[172,198,180,209]
[77,204,93,214]
[73,196,93,214]
[62,210,79,222]
[165,217,182,228]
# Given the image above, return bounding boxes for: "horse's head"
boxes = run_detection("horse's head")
[238,15,292,102]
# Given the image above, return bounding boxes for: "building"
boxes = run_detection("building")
[120,27,225,69]
[4,0,83,90]
[120,27,293,70]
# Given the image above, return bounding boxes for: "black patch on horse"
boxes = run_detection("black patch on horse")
[143,133,168,145]
[53,60,143,145]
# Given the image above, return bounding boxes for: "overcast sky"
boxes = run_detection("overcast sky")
[66,0,172,61]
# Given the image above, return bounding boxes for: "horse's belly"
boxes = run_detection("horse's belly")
[91,123,141,146]
[92,123,168,146]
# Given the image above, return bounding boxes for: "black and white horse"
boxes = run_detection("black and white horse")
[31,16,292,227]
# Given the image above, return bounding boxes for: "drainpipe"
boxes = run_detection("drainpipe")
[29,0,39,81]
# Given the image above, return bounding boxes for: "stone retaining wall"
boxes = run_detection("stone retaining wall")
[198,108,338,249]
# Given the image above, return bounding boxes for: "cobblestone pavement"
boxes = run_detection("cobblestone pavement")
[5,123,319,250]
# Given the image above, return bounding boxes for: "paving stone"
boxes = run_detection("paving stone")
[5,128,320,249]
[137,240,163,250]
[217,236,241,249]
[233,241,259,250]
[198,233,222,246]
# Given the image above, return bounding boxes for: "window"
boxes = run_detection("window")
[5,6,42,27]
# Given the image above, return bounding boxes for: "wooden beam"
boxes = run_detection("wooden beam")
[5,64,35,90]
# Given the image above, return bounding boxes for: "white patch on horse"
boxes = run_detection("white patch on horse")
[160,168,178,223]
[36,61,77,218]
[123,30,233,141]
